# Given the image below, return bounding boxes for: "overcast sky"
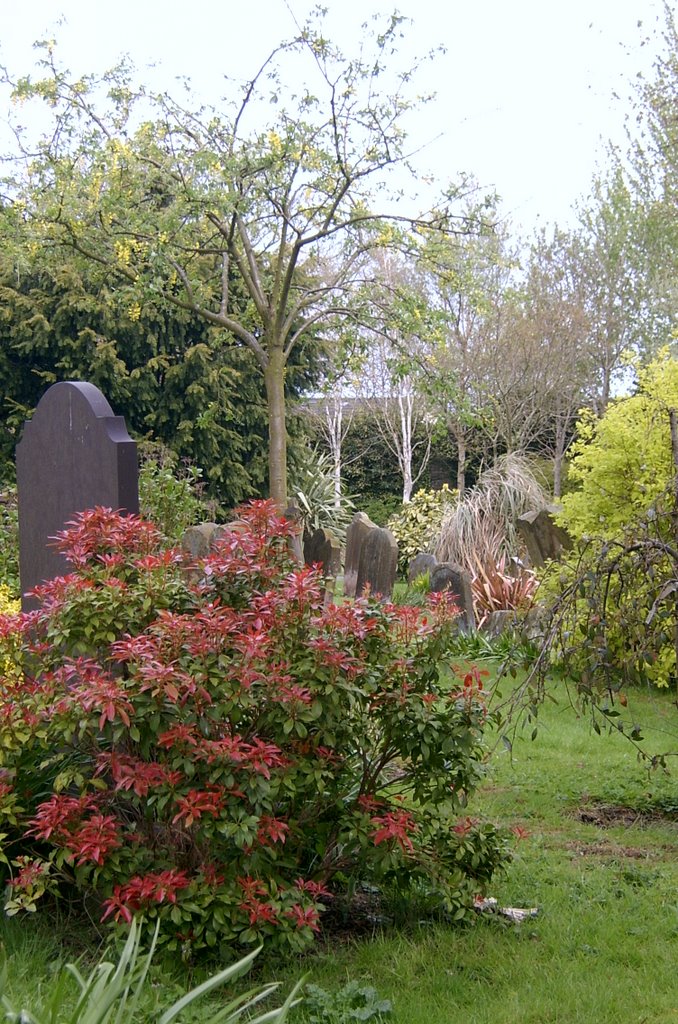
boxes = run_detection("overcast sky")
[1,0,671,234]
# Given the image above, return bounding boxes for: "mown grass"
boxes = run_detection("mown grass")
[2,682,678,1023]
[284,682,678,1023]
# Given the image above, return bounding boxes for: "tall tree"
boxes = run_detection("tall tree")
[1,15,480,503]
[503,230,591,495]
[0,221,319,500]
[414,218,511,493]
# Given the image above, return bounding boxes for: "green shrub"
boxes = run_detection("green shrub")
[289,449,355,543]
[360,495,402,527]
[541,354,678,690]
[0,489,19,599]
[557,354,678,541]
[540,507,678,692]
[138,443,213,543]
[388,486,457,575]
[0,503,510,959]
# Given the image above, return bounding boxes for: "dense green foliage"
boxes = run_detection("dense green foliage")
[558,355,678,539]
[0,489,19,598]
[388,486,457,575]
[0,253,320,504]
[539,355,678,690]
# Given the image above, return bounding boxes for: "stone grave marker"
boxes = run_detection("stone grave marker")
[430,562,475,631]
[407,552,438,586]
[304,527,342,577]
[16,381,139,609]
[344,512,376,598]
[355,525,398,601]
[517,506,572,567]
[304,527,342,605]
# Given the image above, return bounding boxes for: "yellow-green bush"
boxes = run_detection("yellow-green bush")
[388,485,457,575]
[0,584,20,681]
[558,354,678,540]
[543,354,678,689]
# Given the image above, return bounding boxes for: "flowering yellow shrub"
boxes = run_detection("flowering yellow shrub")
[0,585,21,681]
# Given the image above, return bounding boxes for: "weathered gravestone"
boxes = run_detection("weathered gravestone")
[283,500,304,564]
[304,527,342,577]
[407,552,438,586]
[517,506,572,567]
[355,525,398,601]
[181,522,232,560]
[304,527,342,605]
[430,562,475,631]
[16,382,138,609]
[344,512,377,598]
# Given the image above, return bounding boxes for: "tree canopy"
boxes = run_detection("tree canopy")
[1,12,486,503]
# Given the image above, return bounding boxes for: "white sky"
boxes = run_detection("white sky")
[0,0,672,234]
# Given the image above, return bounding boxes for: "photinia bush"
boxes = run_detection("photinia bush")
[0,501,510,957]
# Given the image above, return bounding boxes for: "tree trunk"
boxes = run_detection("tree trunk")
[401,394,413,503]
[456,431,466,496]
[264,345,288,506]
[553,414,567,498]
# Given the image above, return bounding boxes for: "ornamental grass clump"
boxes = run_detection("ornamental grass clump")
[0,502,509,958]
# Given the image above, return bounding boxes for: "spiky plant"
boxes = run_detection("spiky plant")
[289,448,356,543]
[435,454,549,573]
[0,919,301,1024]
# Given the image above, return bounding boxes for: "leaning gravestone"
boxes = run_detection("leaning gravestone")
[355,525,398,601]
[517,507,572,567]
[430,562,475,631]
[304,527,342,578]
[344,512,377,598]
[407,552,438,586]
[16,382,139,609]
[304,527,342,605]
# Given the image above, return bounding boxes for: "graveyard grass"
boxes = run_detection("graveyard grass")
[3,680,678,1024]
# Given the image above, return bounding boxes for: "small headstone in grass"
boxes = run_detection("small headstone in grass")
[355,525,398,601]
[16,381,138,610]
[407,552,438,585]
[429,562,475,631]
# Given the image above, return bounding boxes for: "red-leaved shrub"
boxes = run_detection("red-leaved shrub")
[0,502,510,956]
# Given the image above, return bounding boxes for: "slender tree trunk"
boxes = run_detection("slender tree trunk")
[553,414,567,498]
[330,395,343,507]
[455,431,466,496]
[264,345,288,505]
[400,392,413,503]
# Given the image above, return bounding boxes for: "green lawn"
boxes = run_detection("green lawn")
[2,682,678,1023]
[283,682,678,1023]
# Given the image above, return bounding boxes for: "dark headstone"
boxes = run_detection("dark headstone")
[430,562,475,631]
[355,526,398,601]
[16,382,138,608]
[304,528,342,577]
[304,527,342,606]
[407,552,438,585]
[517,507,572,567]
[344,512,376,598]
[283,500,304,564]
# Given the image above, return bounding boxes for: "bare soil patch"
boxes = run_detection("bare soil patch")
[564,840,657,859]
[575,802,678,829]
